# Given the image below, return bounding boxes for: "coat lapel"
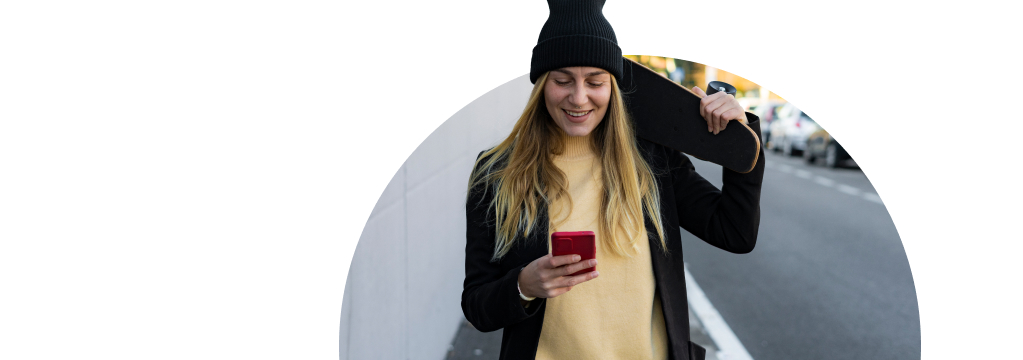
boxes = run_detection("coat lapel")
[645,146,694,360]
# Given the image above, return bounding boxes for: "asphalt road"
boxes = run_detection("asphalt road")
[682,150,920,360]
[447,150,920,360]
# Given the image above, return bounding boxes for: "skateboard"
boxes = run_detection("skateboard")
[620,57,761,173]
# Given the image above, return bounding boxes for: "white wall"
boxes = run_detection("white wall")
[340,75,533,360]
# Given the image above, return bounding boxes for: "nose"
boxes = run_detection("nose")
[569,82,588,108]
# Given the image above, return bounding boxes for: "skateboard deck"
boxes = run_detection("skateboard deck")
[620,57,761,173]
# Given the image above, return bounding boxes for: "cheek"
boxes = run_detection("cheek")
[544,99,561,121]
[595,90,611,111]
[599,89,611,107]
[543,86,562,112]
[592,90,611,124]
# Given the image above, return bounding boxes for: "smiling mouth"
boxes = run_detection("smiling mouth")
[564,109,591,117]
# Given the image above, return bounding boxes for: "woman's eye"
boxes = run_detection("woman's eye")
[554,80,570,86]
[588,82,605,87]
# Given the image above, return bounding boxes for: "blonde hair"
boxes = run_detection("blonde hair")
[467,71,666,261]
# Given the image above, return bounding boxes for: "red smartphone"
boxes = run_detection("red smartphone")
[550,231,596,276]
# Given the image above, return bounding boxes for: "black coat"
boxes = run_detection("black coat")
[462,118,765,360]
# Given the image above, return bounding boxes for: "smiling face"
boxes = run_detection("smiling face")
[543,67,612,137]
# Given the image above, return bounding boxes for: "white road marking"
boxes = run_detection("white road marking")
[813,176,835,187]
[862,193,883,204]
[836,184,861,196]
[767,161,886,206]
[685,266,755,360]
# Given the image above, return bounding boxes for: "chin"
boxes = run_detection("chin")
[564,127,594,137]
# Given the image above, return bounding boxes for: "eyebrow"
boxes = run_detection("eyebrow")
[553,68,609,77]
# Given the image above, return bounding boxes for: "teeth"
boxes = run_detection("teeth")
[566,110,588,116]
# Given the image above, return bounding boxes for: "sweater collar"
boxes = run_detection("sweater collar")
[556,133,597,161]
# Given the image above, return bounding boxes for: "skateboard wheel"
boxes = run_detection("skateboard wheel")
[706,81,737,97]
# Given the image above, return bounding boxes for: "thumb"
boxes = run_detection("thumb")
[691,86,706,98]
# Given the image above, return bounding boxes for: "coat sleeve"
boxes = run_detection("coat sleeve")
[670,113,766,254]
[461,152,544,332]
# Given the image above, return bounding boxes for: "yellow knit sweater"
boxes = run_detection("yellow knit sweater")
[535,135,668,360]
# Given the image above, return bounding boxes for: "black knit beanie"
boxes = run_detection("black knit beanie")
[530,0,623,84]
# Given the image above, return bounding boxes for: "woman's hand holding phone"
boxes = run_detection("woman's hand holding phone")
[517,254,599,300]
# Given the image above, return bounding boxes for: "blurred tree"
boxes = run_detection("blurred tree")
[624,55,782,105]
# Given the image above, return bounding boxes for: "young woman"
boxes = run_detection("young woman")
[462,1,764,359]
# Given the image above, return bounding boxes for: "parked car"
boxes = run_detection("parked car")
[750,101,784,147]
[766,102,796,151]
[768,103,820,156]
[804,129,854,168]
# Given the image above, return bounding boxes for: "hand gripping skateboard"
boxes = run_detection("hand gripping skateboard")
[620,57,761,173]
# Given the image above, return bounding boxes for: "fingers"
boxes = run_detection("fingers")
[719,108,744,130]
[700,92,744,135]
[693,86,709,121]
[712,106,736,135]
[559,259,597,277]
[526,255,600,298]
[555,271,599,290]
[691,86,707,98]
[701,93,726,133]
[544,254,581,269]
[539,271,599,298]
[546,287,570,298]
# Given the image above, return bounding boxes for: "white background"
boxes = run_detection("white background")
[2,0,1021,358]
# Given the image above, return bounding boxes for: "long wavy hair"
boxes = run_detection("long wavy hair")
[467,71,665,261]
